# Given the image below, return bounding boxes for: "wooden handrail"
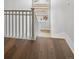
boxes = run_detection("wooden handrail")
[4,10,31,12]
[4,14,32,15]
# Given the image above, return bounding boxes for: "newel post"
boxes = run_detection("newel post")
[31,8,34,39]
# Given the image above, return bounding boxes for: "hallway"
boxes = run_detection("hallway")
[4,37,74,59]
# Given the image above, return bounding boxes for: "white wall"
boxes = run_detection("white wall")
[63,0,74,51]
[51,0,74,51]
[51,0,65,35]
[4,0,32,10]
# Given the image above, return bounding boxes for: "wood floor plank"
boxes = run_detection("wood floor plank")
[47,39,56,59]
[51,39,66,59]
[38,39,48,59]
[4,39,16,55]
[58,39,74,59]
[4,37,74,59]
[29,40,39,59]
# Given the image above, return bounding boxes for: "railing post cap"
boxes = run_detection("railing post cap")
[31,8,34,10]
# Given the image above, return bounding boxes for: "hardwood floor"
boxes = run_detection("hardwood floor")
[4,37,74,59]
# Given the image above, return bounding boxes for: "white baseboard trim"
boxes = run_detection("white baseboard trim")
[51,33,66,38]
[4,36,36,40]
[51,33,74,53]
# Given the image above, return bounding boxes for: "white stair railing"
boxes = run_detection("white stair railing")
[4,8,35,39]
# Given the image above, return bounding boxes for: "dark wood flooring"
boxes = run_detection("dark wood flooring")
[4,37,74,59]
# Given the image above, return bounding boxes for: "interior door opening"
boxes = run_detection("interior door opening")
[32,0,51,37]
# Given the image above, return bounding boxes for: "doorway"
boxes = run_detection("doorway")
[32,0,51,37]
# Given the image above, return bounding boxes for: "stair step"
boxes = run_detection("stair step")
[40,28,50,33]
